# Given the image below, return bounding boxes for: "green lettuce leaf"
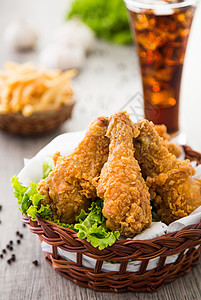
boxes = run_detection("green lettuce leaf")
[42,155,54,178]
[75,199,120,250]
[67,0,133,45]
[12,176,119,250]
[152,211,160,222]
[151,200,160,222]
[52,219,76,231]
[11,176,50,221]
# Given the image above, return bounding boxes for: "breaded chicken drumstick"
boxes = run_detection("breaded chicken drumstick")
[133,119,201,224]
[97,112,152,237]
[39,117,109,223]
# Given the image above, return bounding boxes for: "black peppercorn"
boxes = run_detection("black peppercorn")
[11,254,16,261]
[32,260,39,266]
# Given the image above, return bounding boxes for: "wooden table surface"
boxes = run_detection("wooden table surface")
[1,1,201,300]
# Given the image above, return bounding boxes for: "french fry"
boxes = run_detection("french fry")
[0,62,76,116]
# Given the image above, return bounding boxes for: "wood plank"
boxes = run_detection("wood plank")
[0,0,201,299]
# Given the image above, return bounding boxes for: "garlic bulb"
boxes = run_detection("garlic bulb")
[53,19,95,54]
[3,19,38,51]
[39,43,85,70]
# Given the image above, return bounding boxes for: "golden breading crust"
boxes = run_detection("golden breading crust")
[133,119,201,224]
[154,124,182,158]
[97,112,152,237]
[39,116,109,223]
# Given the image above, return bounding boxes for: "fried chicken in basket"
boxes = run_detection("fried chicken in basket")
[39,116,109,223]
[133,120,201,224]
[154,124,182,158]
[97,112,152,237]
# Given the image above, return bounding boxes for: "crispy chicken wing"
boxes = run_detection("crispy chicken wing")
[133,120,182,178]
[133,120,201,224]
[97,112,152,237]
[39,116,109,223]
[154,124,182,158]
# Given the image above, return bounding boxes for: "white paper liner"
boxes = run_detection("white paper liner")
[17,130,201,272]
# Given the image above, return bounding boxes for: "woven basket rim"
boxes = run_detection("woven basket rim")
[0,98,75,119]
[23,211,201,248]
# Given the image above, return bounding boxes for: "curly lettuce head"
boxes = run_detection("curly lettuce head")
[67,0,133,45]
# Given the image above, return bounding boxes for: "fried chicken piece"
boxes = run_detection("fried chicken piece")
[97,112,152,237]
[147,168,201,224]
[133,120,182,178]
[39,116,109,223]
[154,124,182,158]
[133,119,201,224]
[154,124,170,141]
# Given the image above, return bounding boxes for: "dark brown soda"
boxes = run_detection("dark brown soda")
[129,4,195,134]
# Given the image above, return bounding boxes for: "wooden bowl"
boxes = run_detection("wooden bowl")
[0,99,75,136]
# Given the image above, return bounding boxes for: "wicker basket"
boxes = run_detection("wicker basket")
[0,99,75,136]
[22,145,201,293]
